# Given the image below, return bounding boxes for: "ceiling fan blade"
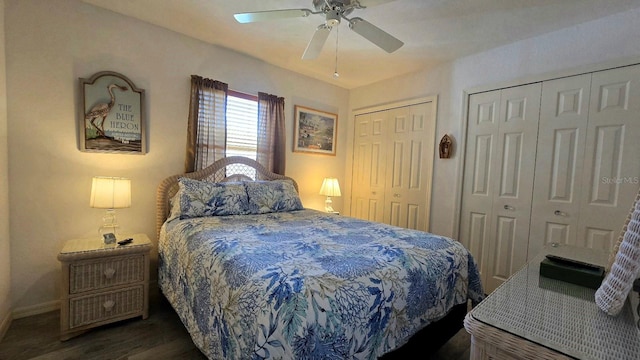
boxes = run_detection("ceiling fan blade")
[354,0,396,8]
[234,9,312,23]
[302,25,332,60]
[348,17,403,53]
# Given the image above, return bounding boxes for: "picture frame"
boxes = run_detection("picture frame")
[79,71,146,154]
[293,105,338,156]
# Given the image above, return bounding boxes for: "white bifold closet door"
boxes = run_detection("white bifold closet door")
[351,101,435,232]
[461,64,640,294]
[529,65,640,259]
[459,83,542,293]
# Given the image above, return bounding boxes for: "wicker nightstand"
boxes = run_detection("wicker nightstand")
[57,233,152,341]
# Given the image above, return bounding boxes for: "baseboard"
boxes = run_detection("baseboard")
[0,310,11,342]
[12,300,60,319]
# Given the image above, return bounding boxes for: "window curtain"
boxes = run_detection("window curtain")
[257,92,286,175]
[185,75,228,172]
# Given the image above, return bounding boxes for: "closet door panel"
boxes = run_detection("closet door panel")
[460,90,501,287]
[488,215,517,290]
[577,64,640,251]
[351,112,386,222]
[528,74,591,260]
[384,103,434,231]
[587,125,623,205]
[466,212,489,274]
[388,139,406,228]
[545,223,570,245]
[484,83,541,291]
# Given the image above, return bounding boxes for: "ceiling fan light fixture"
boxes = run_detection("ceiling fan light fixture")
[325,9,341,27]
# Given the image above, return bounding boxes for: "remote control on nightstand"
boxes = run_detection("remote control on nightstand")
[117,238,133,245]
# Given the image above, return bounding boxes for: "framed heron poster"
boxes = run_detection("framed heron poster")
[79,71,146,154]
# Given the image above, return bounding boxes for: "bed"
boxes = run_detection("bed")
[156,156,484,359]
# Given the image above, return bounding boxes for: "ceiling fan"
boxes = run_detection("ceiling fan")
[234,0,404,60]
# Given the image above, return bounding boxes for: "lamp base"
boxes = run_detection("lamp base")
[99,209,120,244]
[324,196,335,213]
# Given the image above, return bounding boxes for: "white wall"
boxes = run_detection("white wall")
[348,6,640,239]
[0,0,12,339]
[5,0,348,313]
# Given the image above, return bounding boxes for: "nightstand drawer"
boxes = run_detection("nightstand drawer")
[70,254,145,294]
[69,285,144,329]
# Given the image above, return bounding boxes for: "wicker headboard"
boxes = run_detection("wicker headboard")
[155,156,299,239]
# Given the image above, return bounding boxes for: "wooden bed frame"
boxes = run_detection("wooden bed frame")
[156,156,468,358]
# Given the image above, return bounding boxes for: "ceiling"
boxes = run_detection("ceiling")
[82,0,640,89]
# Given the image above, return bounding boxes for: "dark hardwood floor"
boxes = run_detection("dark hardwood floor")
[0,285,471,359]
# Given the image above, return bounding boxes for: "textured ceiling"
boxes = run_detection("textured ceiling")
[82,0,640,89]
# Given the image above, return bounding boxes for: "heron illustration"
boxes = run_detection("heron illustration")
[85,83,128,138]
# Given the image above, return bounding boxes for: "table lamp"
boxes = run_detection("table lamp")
[319,177,341,213]
[90,176,131,243]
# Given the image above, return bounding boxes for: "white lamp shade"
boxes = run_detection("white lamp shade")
[319,178,341,197]
[90,176,131,209]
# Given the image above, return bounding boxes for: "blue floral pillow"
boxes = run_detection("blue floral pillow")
[169,178,250,220]
[245,180,304,214]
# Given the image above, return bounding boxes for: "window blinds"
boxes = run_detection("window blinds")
[226,94,258,160]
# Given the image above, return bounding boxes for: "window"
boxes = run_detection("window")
[226,90,259,179]
[187,76,285,175]
[226,90,258,160]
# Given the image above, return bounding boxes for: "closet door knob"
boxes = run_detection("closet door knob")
[554,210,566,216]
[371,191,377,195]
[393,193,401,198]
[504,205,515,210]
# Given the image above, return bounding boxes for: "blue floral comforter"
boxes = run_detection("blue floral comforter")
[158,209,484,359]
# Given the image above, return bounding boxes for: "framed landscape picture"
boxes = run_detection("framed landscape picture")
[79,71,146,154]
[293,105,337,155]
